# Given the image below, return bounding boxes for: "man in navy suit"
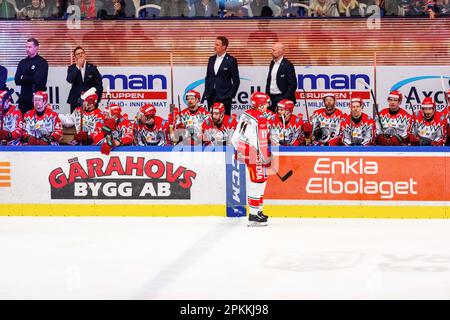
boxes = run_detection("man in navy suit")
[0,64,7,91]
[67,46,103,113]
[202,36,240,116]
[265,42,297,113]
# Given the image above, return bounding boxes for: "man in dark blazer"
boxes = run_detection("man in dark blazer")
[202,36,240,116]
[67,46,103,113]
[265,42,297,113]
[0,64,7,90]
[15,38,49,114]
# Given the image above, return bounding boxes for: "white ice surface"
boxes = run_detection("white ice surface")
[1,217,450,300]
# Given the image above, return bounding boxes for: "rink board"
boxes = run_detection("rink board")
[0,146,226,217]
[0,146,449,218]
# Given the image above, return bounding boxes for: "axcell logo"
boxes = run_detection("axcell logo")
[390,75,450,106]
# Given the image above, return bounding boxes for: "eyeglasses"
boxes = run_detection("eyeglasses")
[74,51,85,56]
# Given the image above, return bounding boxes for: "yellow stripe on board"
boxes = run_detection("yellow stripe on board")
[0,204,226,217]
[0,204,447,218]
[264,205,448,219]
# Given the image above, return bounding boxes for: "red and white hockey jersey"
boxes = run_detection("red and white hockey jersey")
[412,111,447,146]
[340,113,376,146]
[263,110,276,122]
[133,116,169,146]
[178,106,210,146]
[0,105,22,145]
[59,107,105,135]
[21,107,63,144]
[441,106,450,145]
[232,108,271,166]
[202,115,237,146]
[92,117,134,146]
[270,114,304,146]
[375,108,413,140]
[310,108,347,145]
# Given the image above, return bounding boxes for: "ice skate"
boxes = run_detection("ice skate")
[247,212,268,227]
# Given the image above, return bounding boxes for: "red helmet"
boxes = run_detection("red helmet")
[250,92,270,109]
[140,103,156,117]
[322,92,336,102]
[34,91,48,102]
[85,94,98,105]
[185,90,201,101]
[421,97,436,108]
[211,102,225,114]
[277,99,294,112]
[81,87,98,105]
[350,96,364,106]
[107,104,122,116]
[388,90,403,101]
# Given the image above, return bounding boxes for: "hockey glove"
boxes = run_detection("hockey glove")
[102,118,117,135]
[101,142,112,155]
[408,134,420,146]
[0,130,11,141]
[301,122,313,136]
[74,131,90,144]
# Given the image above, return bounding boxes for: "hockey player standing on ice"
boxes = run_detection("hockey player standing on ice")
[202,102,237,146]
[93,104,133,155]
[0,90,22,145]
[310,93,347,145]
[21,91,62,145]
[178,90,210,146]
[374,90,413,146]
[409,97,447,146]
[231,92,273,227]
[340,96,376,146]
[58,88,104,145]
[133,103,169,146]
[270,99,305,146]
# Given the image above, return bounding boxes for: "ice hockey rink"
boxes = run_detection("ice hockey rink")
[1,216,450,300]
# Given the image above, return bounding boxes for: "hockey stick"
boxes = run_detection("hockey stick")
[275,168,293,182]
[441,76,449,110]
[281,113,286,145]
[301,88,310,120]
[301,87,314,144]
[440,75,446,94]
[357,79,385,134]
[169,53,177,143]
[172,94,183,146]
[105,86,113,147]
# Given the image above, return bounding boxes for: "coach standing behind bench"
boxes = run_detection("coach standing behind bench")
[14,38,48,115]
[265,42,297,113]
[202,36,240,116]
[66,46,103,113]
